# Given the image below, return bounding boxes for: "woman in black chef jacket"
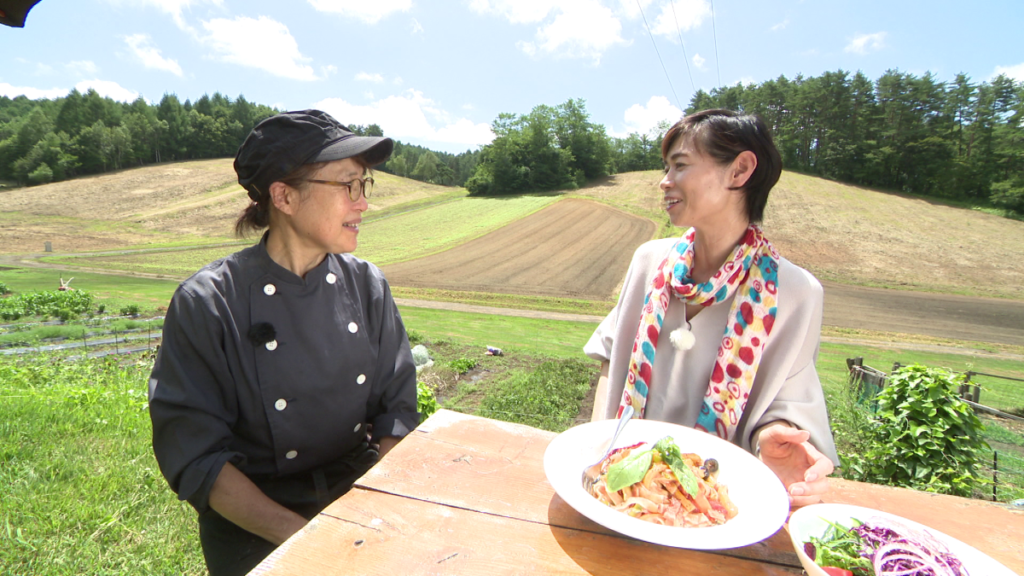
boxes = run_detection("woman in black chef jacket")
[148,110,419,576]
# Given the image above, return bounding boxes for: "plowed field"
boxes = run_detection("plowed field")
[381,198,656,300]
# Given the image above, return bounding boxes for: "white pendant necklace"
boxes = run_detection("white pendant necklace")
[669,301,696,351]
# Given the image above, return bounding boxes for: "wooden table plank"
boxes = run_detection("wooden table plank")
[359,410,801,567]
[254,488,801,576]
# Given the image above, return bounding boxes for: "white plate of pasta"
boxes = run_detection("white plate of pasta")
[544,418,789,549]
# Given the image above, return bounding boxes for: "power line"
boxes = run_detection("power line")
[709,0,721,88]
[636,0,682,111]
[670,0,697,95]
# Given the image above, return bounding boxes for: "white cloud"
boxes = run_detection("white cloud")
[322,64,338,76]
[651,0,711,37]
[356,72,385,83]
[307,0,412,24]
[201,16,318,81]
[74,80,140,102]
[993,62,1024,82]
[313,90,494,149]
[0,83,67,100]
[611,95,682,137]
[771,18,788,31]
[34,63,54,75]
[844,32,886,55]
[411,18,424,34]
[473,0,628,63]
[109,0,223,31]
[124,34,183,76]
[393,76,404,85]
[692,52,705,70]
[468,0,556,24]
[66,61,99,76]
[363,91,375,99]
[529,1,628,63]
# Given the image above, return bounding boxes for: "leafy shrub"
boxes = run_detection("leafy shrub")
[478,358,593,432]
[0,289,93,320]
[406,329,423,345]
[96,304,106,314]
[417,381,439,423]
[120,304,141,317]
[844,364,989,497]
[447,357,476,375]
[0,282,10,295]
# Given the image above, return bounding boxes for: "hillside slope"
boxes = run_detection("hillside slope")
[575,170,1024,300]
[2,162,1022,300]
[0,159,460,254]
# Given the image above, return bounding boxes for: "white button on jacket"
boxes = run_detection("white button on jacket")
[325,273,337,284]
[348,322,358,333]
[263,284,276,296]
[275,399,287,411]
[285,450,298,459]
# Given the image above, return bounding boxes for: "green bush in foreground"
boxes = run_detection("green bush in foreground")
[843,364,989,497]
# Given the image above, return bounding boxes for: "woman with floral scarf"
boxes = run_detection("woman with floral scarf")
[585,109,837,507]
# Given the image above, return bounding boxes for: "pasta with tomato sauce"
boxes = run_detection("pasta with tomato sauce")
[587,437,739,527]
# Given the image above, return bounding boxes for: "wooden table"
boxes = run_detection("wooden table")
[251,409,1024,575]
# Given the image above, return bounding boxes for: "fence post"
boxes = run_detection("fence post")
[993,451,998,502]
[972,385,981,404]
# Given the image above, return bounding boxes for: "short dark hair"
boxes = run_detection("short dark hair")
[661,109,782,223]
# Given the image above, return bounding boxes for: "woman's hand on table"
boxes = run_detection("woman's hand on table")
[756,423,834,508]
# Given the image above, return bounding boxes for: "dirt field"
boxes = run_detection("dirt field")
[381,199,657,300]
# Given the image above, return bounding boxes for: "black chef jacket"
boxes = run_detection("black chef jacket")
[148,235,418,514]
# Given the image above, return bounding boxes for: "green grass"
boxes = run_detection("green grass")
[0,268,178,312]
[41,245,246,280]
[354,195,560,265]
[397,305,597,360]
[0,353,205,575]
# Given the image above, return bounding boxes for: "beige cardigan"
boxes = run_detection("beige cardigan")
[585,237,839,464]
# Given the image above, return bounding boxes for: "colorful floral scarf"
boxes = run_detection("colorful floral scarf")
[617,224,780,441]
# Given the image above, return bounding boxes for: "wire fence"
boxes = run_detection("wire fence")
[847,358,1024,503]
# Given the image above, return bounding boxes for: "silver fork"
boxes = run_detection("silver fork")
[581,405,634,493]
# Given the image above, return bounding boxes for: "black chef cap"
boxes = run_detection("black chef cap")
[234,109,393,201]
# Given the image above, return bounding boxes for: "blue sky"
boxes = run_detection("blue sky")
[2,0,1022,154]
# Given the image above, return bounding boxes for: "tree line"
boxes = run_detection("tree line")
[689,69,1024,212]
[0,89,279,184]
[3,68,1021,214]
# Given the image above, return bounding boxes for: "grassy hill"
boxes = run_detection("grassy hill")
[573,170,1024,300]
[3,161,1023,300]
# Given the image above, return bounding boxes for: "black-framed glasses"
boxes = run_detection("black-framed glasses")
[305,176,374,201]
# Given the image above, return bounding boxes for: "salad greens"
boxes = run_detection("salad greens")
[805,517,970,576]
[805,519,873,576]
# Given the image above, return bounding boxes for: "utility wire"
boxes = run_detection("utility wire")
[709,0,721,88]
[670,0,697,94]
[636,0,682,111]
